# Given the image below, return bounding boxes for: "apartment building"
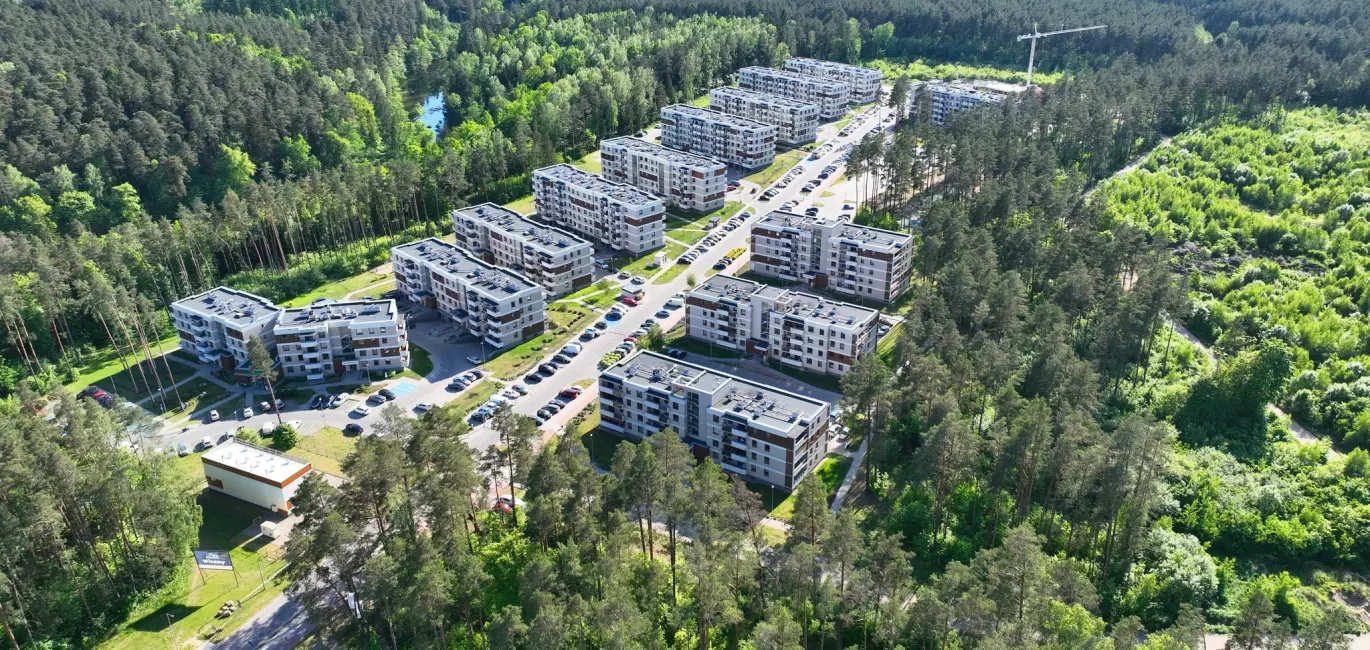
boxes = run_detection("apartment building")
[749,211,913,303]
[599,350,831,492]
[659,104,777,170]
[737,67,851,120]
[391,238,547,349]
[452,203,594,298]
[532,164,665,255]
[274,299,408,380]
[920,82,1007,125]
[784,57,883,104]
[708,87,820,146]
[172,287,282,373]
[600,137,728,213]
[685,274,878,377]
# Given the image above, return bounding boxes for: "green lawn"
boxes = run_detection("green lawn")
[613,242,686,278]
[280,270,392,308]
[99,491,289,650]
[292,426,357,477]
[398,341,434,380]
[582,425,631,471]
[766,360,843,392]
[68,333,183,393]
[572,151,602,174]
[564,279,615,302]
[750,453,852,520]
[666,227,708,246]
[665,334,746,359]
[666,202,743,230]
[445,380,503,419]
[94,355,201,403]
[742,150,805,187]
[160,378,236,422]
[877,321,905,363]
[503,194,536,215]
[738,268,799,289]
[483,304,595,379]
[652,260,697,285]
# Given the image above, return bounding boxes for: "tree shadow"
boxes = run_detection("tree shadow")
[128,603,200,633]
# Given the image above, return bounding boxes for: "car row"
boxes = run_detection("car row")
[447,368,485,391]
[534,386,584,424]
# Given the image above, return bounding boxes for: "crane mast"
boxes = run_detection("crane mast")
[1016,25,1106,87]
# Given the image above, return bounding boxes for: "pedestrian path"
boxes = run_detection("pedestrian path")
[829,438,868,513]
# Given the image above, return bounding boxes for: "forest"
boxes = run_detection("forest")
[3,0,1370,646]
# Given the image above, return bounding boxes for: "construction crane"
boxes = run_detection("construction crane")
[1017,25,1106,87]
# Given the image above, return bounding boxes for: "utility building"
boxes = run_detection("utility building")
[202,440,312,514]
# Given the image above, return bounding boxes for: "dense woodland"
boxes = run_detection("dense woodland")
[3,0,1370,646]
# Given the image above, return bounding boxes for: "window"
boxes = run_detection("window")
[764,457,770,465]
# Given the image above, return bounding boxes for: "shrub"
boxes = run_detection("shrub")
[273,423,298,451]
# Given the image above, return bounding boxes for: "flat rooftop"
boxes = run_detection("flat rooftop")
[392,237,540,295]
[278,298,399,329]
[692,274,876,326]
[605,351,828,435]
[710,86,820,111]
[920,82,1006,102]
[739,66,849,89]
[534,164,662,207]
[661,104,776,133]
[755,210,826,230]
[455,202,590,252]
[786,57,883,79]
[173,287,280,327]
[833,223,912,253]
[202,439,310,484]
[602,136,726,169]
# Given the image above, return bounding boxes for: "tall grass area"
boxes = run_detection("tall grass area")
[868,58,1060,85]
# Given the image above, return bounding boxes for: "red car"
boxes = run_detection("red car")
[621,296,638,306]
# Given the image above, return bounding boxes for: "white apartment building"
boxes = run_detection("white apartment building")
[600,137,728,213]
[452,203,594,297]
[202,440,311,514]
[708,87,820,146]
[784,57,883,104]
[599,350,831,492]
[532,164,665,255]
[685,274,878,376]
[750,211,913,303]
[737,67,851,120]
[659,104,777,170]
[919,82,1007,125]
[172,287,281,374]
[274,299,408,380]
[391,238,547,350]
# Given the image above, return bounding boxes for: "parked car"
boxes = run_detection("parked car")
[199,436,215,450]
[524,373,542,384]
[309,394,326,409]
[466,355,483,365]
[352,405,371,416]
[344,423,364,435]
[617,271,630,279]
[595,319,610,329]
[209,409,220,422]
[539,363,558,375]
[621,296,638,307]
[581,328,599,340]
[415,402,433,413]
[378,388,396,400]
[559,387,583,399]
[286,420,303,431]
[656,309,671,318]
[561,344,581,356]
[543,402,563,414]
[177,442,190,457]
[666,348,688,359]
[512,384,529,395]
[713,261,728,271]
[447,378,467,390]
[367,394,386,405]
[502,389,520,400]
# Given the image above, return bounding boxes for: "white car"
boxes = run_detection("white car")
[286,420,303,431]
[241,407,254,419]
[466,355,483,365]
[352,405,371,416]
[209,409,220,422]
[199,436,214,450]
[177,442,190,457]
[415,402,433,413]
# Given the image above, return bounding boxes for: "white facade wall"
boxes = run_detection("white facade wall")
[659,104,777,170]
[748,211,913,303]
[532,164,666,255]
[600,137,728,213]
[737,67,851,120]
[392,238,547,349]
[451,203,594,297]
[708,87,820,146]
[784,57,883,104]
[171,288,280,372]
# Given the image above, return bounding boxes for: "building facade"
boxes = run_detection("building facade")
[749,211,913,303]
[920,83,1006,125]
[737,67,851,120]
[532,164,665,255]
[171,287,281,373]
[599,350,831,492]
[274,299,408,380]
[202,439,312,514]
[707,87,821,146]
[659,104,777,170]
[452,203,594,297]
[685,274,878,376]
[391,238,547,350]
[783,57,883,104]
[600,137,728,213]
